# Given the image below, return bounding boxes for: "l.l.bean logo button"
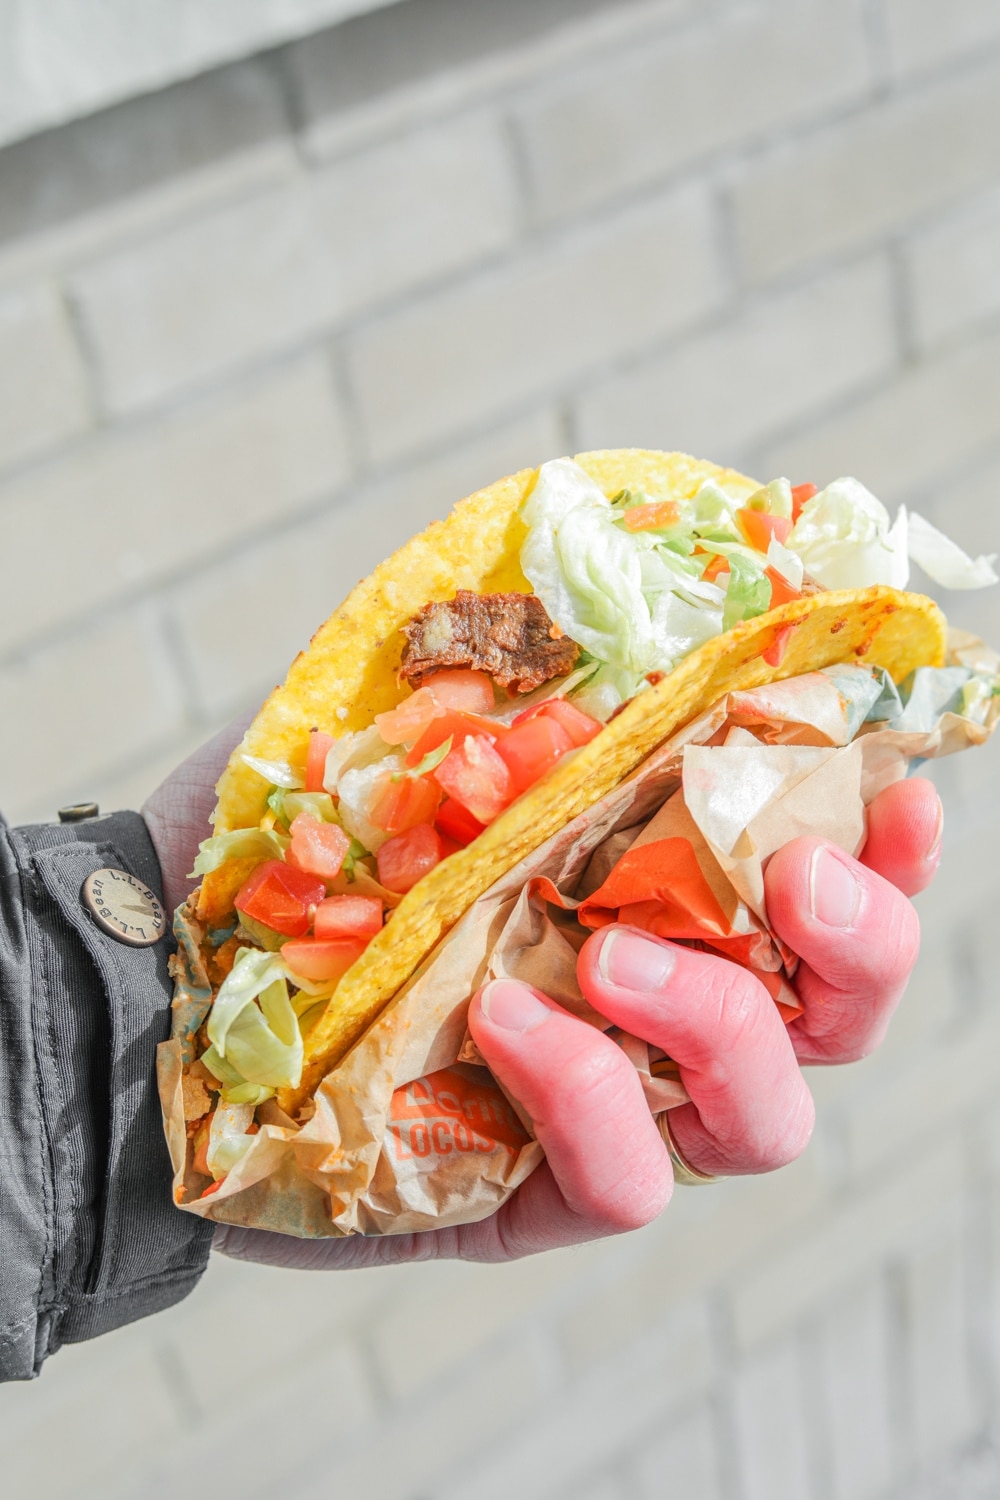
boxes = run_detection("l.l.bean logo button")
[81,867,166,947]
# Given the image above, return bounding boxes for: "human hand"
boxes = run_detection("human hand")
[212,776,941,1271]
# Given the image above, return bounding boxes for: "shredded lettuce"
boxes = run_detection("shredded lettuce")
[190,827,289,878]
[241,754,304,789]
[206,948,305,1089]
[789,479,997,592]
[907,512,998,590]
[397,738,452,780]
[519,462,997,704]
[787,479,909,590]
[206,1101,257,1178]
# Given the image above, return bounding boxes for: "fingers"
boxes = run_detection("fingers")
[859,776,943,897]
[465,980,672,1254]
[765,837,921,1064]
[577,929,815,1178]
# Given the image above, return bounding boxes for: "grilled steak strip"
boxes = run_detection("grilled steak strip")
[401,591,580,694]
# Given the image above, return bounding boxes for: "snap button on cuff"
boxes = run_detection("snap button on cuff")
[81,867,167,947]
[59,802,100,823]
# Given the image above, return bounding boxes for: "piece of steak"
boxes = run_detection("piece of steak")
[400,591,580,694]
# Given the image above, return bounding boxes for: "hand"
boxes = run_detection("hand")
[210,776,942,1271]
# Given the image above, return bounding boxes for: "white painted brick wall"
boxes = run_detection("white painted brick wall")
[882,0,1000,80]
[513,0,872,226]
[904,187,1000,353]
[731,1336,816,1500]
[5,2,1000,1497]
[731,56,1000,286]
[347,181,725,464]
[0,280,91,472]
[817,1277,895,1500]
[575,255,898,469]
[0,356,349,660]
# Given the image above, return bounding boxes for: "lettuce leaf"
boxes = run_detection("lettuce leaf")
[206,948,304,1089]
[190,827,289,878]
[907,512,998,590]
[788,479,909,590]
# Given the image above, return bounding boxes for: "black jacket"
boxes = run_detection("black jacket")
[0,810,213,1381]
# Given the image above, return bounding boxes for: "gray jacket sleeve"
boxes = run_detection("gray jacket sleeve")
[0,810,213,1381]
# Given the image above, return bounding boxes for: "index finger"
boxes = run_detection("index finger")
[577,928,815,1178]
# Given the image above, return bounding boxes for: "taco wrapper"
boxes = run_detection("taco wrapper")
[158,642,998,1238]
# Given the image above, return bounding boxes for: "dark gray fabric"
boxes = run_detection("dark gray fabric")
[0,811,213,1381]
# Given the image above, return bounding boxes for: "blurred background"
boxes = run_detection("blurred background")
[2,1,1000,1496]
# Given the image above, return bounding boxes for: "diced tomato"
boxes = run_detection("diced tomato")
[281,936,368,984]
[762,622,800,668]
[435,797,486,847]
[376,671,496,745]
[737,508,793,552]
[375,689,445,746]
[199,1179,223,1199]
[286,813,351,880]
[433,735,515,823]
[495,715,574,795]
[306,730,335,792]
[512,697,602,747]
[765,566,802,609]
[406,709,503,768]
[235,859,326,937]
[314,894,383,941]
[791,482,818,521]
[622,500,681,532]
[377,823,444,894]
[369,772,442,834]
[423,669,495,714]
[701,553,730,583]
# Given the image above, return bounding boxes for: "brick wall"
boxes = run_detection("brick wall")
[2,2,1000,1496]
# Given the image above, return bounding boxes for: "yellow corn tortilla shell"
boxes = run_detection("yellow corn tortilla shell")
[194,450,945,1114]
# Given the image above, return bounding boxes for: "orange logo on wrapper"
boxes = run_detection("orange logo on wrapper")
[388,1068,529,1163]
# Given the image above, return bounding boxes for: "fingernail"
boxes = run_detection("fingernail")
[926,804,944,863]
[598,928,676,991]
[809,846,861,929]
[479,980,551,1034]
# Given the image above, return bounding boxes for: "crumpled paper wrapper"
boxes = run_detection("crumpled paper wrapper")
[158,634,998,1237]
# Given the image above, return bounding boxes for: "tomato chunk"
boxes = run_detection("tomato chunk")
[376,671,496,745]
[791,482,818,521]
[377,823,444,894]
[737,508,793,552]
[375,689,444,746]
[701,553,730,583]
[306,730,335,792]
[495,715,574,795]
[422,669,495,714]
[764,566,802,609]
[622,500,681,532]
[314,895,383,941]
[282,936,367,984]
[433,734,514,823]
[512,697,602,747]
[762,622,800,668]
[406,709,503,768]
[286,813,351,879]
[435,797,486,847]
[235,859,326,938]
[369,772,442,834]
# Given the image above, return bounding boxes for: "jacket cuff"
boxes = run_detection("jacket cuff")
[0,809,213,1381]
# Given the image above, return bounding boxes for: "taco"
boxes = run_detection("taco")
[182,449,995,1122]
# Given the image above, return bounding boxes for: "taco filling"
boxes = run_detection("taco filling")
[184,459,996,1125]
